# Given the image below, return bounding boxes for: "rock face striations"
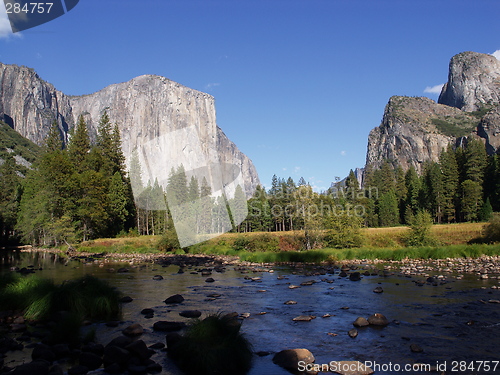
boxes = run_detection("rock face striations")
[366,51,500,174]
[0,64,260,198]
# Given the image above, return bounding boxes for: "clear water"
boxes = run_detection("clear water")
[1,249,500,375]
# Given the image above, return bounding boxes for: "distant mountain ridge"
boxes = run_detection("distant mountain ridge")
[0,64,260,198]
[365,51,500,174]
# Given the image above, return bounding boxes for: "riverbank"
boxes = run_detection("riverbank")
[15,244,500,281]
[2,248,500,375]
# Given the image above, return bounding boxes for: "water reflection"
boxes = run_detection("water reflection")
[1,250,499,375]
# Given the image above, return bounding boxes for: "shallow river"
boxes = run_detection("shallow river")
[1,250,500,375]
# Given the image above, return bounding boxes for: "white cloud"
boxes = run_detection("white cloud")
[205,82,220,90]
[340,150,346,156]
[294,166,301,174]
[492,50,500,60]
[424,83,445,95]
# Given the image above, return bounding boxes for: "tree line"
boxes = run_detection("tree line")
[1,123,498,247]
[0,112,249,246]
[239,137,499,233]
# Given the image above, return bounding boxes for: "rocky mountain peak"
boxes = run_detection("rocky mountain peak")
[0,62,260,199]
[438,51,500,111]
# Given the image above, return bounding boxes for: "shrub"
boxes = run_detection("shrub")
[232,236,251,251]
[157,230,181,252]
[246,233,279,252]
[404,210,438,247]
[483,213,500,243]
[324,214,364,249]
[169,313,253,375]
[278,234,304,251]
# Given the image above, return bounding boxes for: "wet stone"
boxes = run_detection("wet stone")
[179,310,201,318]
[410,344,424,353]
[164,294,184,304]
[122,323,144,337]
[348,329,358,338]
[152,321,186,332]
[67,365,89,375]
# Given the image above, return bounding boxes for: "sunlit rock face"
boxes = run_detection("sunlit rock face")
[366,51,500,176]
[0,64,260,200]
[439,51,500,112]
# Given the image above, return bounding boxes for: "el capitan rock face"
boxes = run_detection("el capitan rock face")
[366,51,500,175]
[0,64,259,198]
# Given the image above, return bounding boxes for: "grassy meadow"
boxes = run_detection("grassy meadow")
[65,221,500,263]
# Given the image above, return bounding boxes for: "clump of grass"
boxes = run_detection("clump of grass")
[0,275,121,322]
[169,313,253,375]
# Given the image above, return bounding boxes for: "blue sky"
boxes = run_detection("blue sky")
[1,0,499,191]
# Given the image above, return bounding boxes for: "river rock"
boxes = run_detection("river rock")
[81,342,104,356]
[152,321,186,332]
[205,277,215,282]
[125,340,154,361]
[152,275,163,280]
[52,344,71,358]
[67,365,89,375]
[293,315,315,322]
[273,349,315,371]
[179,310,201,318]
[122,323,144,336]
[373,287,383,293]
[141,308,154,315]
[410,344,424,353]
[106,336,133,349]
[79,352,102,370]
[47,365,64,375]
[348,329,358,338]
[103,346,130,367]
[146,362,162,373]
[367,313,389,326]
[164,294,184,304]
[353,317,369,327]
[284,300,297,305]
[32,344,56,363]
[119,296,133,303]
[10,361,50,375]
[349,272,361,281]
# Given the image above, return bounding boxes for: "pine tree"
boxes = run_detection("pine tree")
[423,162,444,223]
[107,171,129,234]
[44,121,63,152]
[377,190,399,227]
[68,115,91,172]
[439,145,459,222]
[461,179,483,222]
[188,176,200,202]
[230,185,248,232]
[464,138,487,184]
[404,166,421,220]
[0,155,21,243]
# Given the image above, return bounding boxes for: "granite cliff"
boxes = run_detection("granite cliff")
[366,51,500,174]
[0,63,260,198]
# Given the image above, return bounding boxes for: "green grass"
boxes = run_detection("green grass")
[170,313,253,375]
[0,274,121,321]
[191,243,500,264]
